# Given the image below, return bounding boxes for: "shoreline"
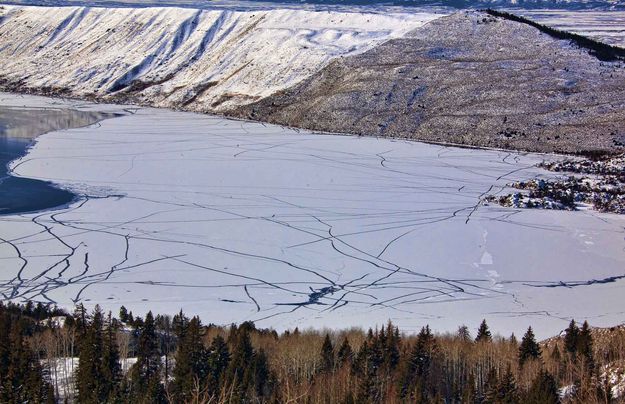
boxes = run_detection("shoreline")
[0,100,120,215]
[0,87,582,160]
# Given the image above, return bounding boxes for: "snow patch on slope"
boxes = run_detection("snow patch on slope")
[0,5,441,110]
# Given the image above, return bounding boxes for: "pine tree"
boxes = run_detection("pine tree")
[475,319,492,343]
[496,365,519,403]
[249,348,273,398]
[225,325,255,399]
[73,303,89,336]
[0,319,54,403]
[353,338,381,403]
[0,308,11,387]
[525,369,559,404]
[206,334,230,396]
[342,390,356,404]
[399,325,437,399]
[172,310,189,342]
[518,326,542,368]
[155,314,174,384]
[483,367,499,402]
[457,325,472,342]
[75,305,105,403]
[577,321,594,371]
[383,322,401,371]
[75,307,122,403]
[128,312,165,403]
[337,337,353,366]
[351,340,369,376]
[564,320,579,357]
[171,316,208,402]
[319,333,335,372]
[102,312,122,402]
[119,306,129,323]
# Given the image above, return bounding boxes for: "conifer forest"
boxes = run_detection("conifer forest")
[1,302,624,403]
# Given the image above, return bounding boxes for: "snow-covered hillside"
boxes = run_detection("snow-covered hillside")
[0,5,440,110]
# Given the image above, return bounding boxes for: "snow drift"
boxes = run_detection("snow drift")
[0,5,440,110]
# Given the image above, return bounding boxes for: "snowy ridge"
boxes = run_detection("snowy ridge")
[0,5,441,110]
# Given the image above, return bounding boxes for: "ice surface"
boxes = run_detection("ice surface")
[0,93,624,338]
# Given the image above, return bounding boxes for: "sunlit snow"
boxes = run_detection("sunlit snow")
[0,5,441,110]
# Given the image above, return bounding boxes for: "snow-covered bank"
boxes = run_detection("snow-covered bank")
[1,93,624,338]
[0,4,440,110]
[521,9,625,47]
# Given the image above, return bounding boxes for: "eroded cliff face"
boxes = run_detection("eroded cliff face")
[0,5,438,110]
[230,12,625,154]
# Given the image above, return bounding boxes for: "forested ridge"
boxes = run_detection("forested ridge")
[1,302,624,403]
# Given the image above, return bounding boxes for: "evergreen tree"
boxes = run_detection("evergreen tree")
[564,320,579,356]
[342,390,356,404]
[102,312,122,402]
[351,340,369,376]
[249,348,273,398]
[518,326,541,368]
[119,306,129,323]
[172,310,189,342]
[337,337,353,366]
[206,334,230,396]
[525,369,559,404]
[75,305,105,403]
[155,314,174,383]
[353,339,380,403]
[495,365,519,403]
[475,319,492,343]
[73,303,89,335]
[577,321,594,371]
[483,367,499,402]
[128,312,165,403]
[457,325,472,342]
[171,316,208,402]
[319,333,335,372]
[0,308,12,388]
[0,319,53,403]
[383,322,401,370]
[225,325,255,398]
[399,325,437,399]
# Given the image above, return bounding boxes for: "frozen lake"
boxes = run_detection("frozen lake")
[1,93,624,337]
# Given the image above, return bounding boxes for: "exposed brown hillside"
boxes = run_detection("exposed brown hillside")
[231,11,625,155]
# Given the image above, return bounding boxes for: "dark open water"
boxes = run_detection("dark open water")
[0,106,115,215]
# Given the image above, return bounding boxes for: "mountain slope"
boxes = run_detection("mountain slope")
[231,11,625,154]
[0,5,439,110]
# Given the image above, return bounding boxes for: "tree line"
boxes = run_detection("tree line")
[0,301,623,403]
